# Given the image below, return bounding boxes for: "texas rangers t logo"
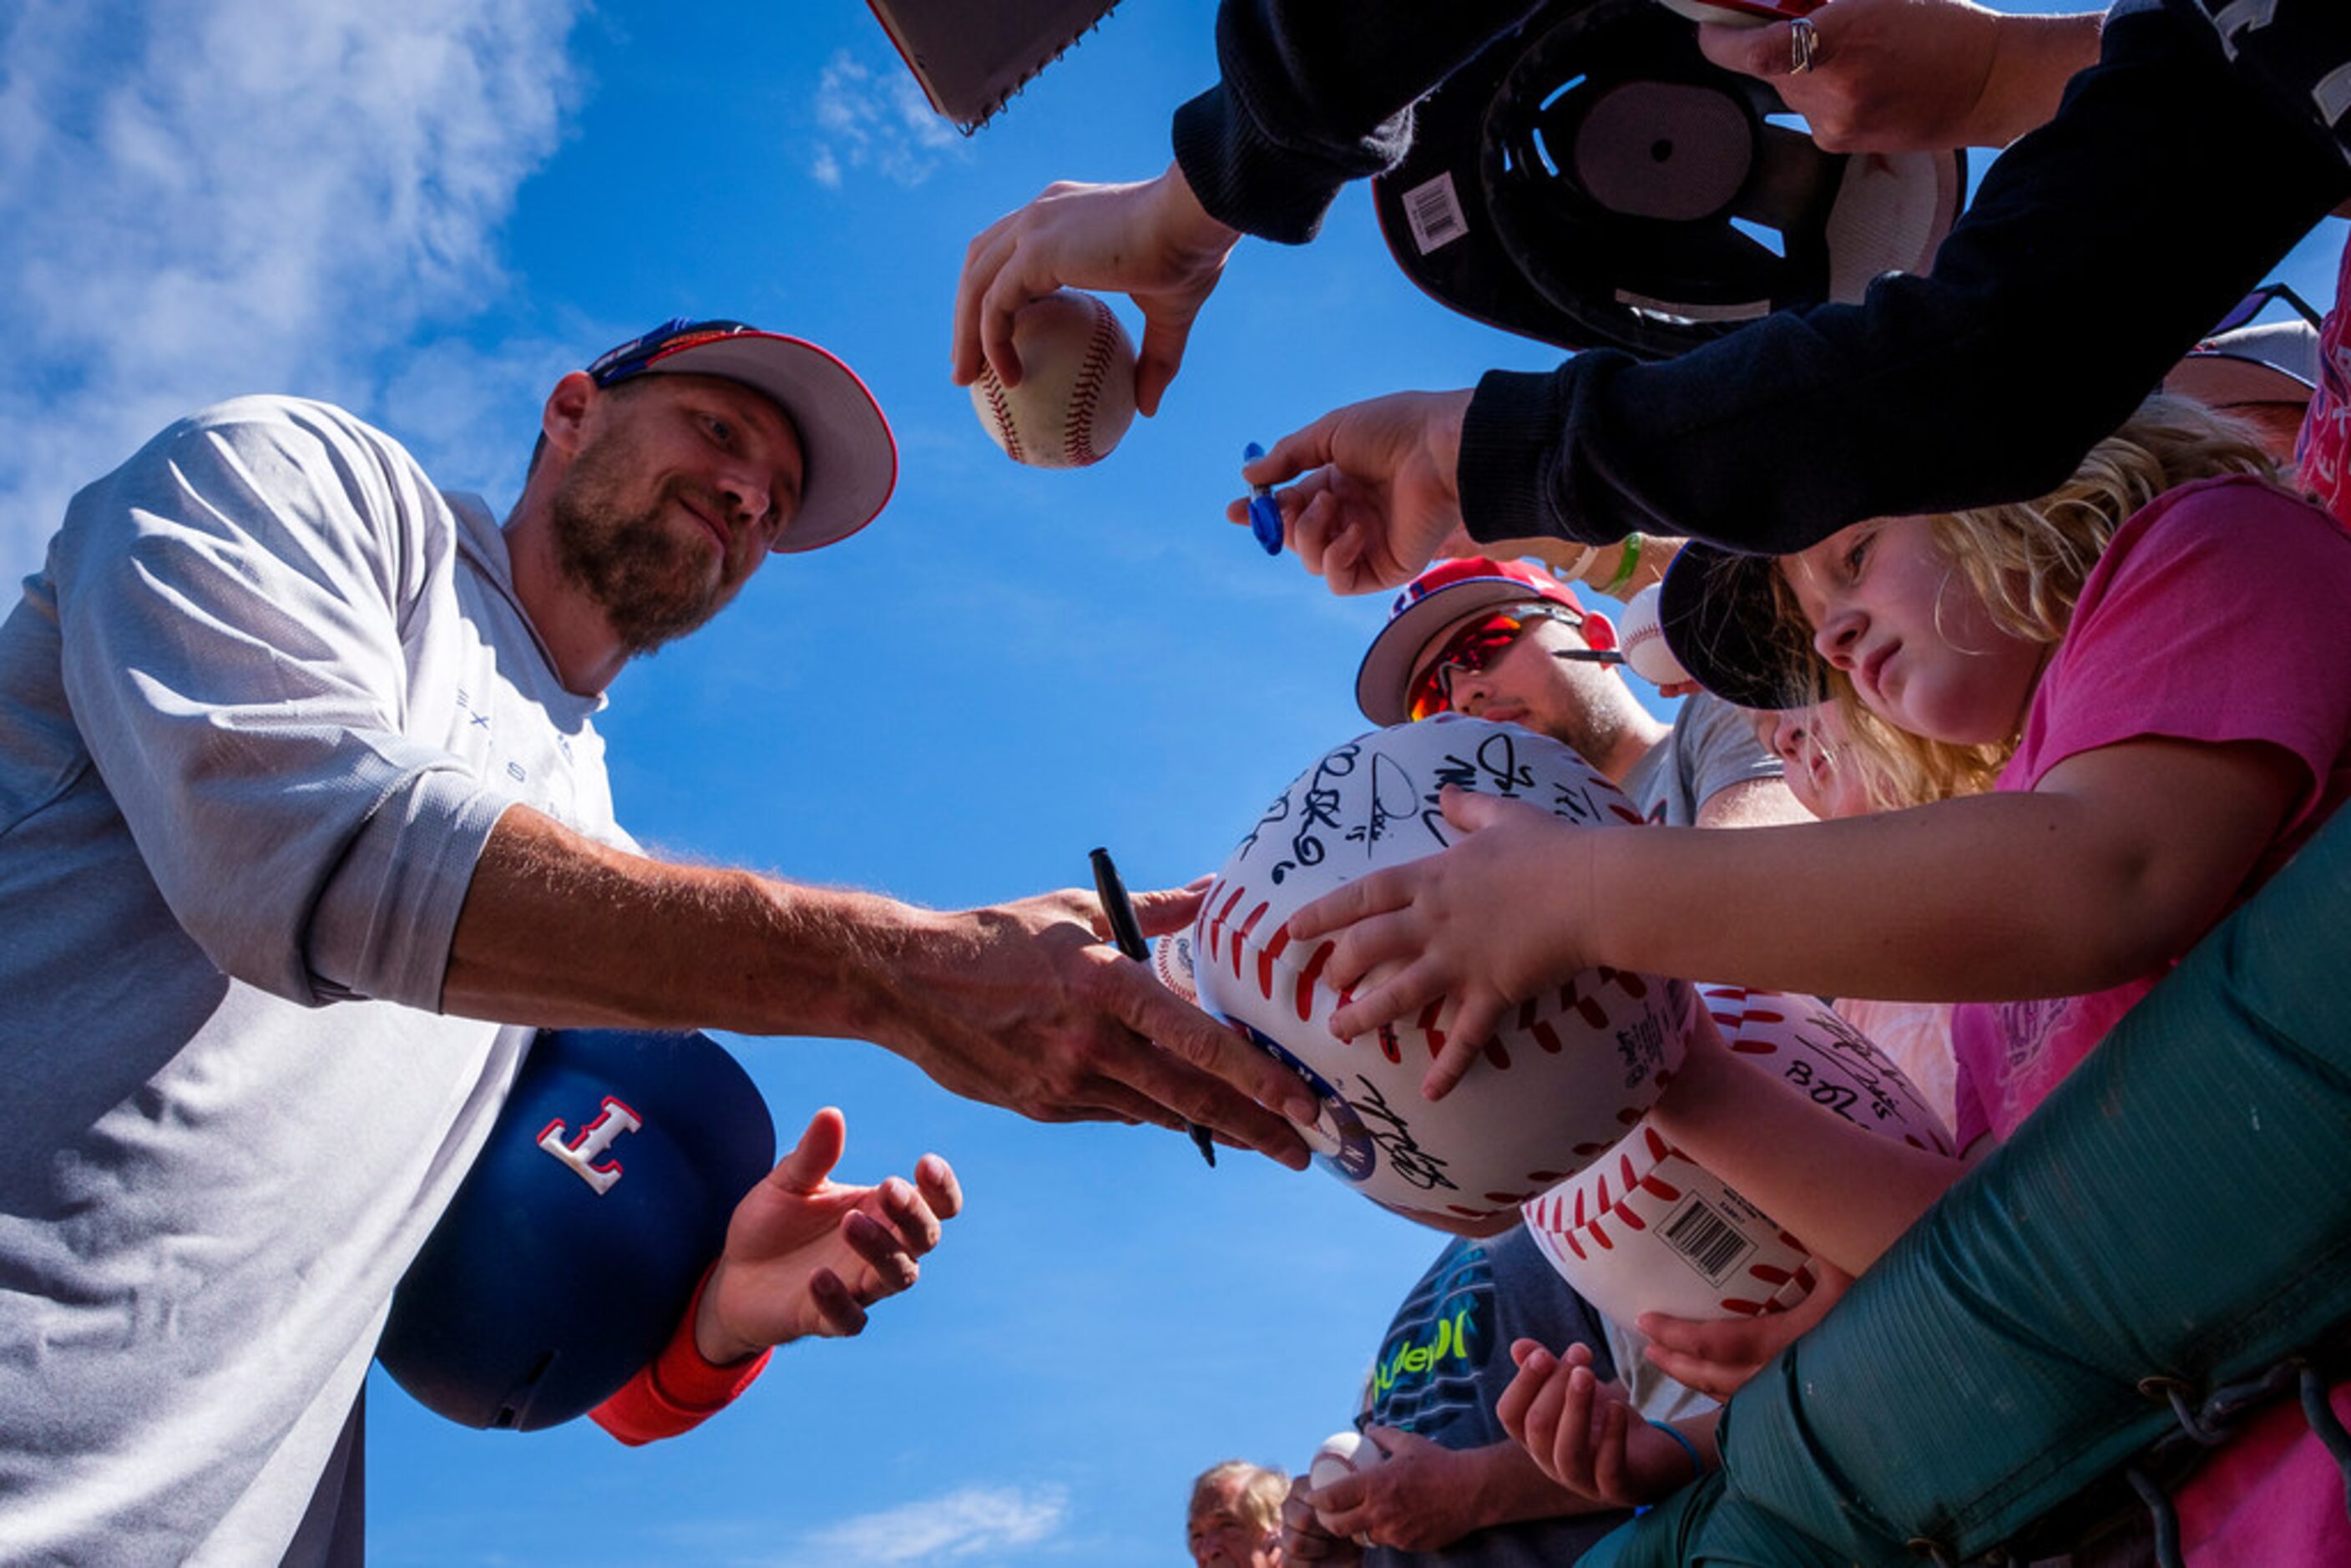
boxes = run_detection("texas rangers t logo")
[538,1096,643,1195]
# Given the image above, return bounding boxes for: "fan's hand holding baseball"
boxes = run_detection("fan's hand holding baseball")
[1231,390,1472,595]
[1307,1429,1486,1552]
[953,163,1240,417]
[695,1108,961,1364]
[1287,788,1593,1099]
[1280,1476,1365,1564]
[882,885,1317,1166]
[1636,1264,1851,1399]
[1496,1340,1706,1505]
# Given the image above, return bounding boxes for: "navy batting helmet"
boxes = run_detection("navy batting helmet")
[376,1028,776,1431]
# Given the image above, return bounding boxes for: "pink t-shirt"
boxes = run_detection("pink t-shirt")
[2297,245,2351,523]
[1947,474,2351,1564]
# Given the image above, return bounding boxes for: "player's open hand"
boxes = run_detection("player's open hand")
[883,883,1317,1166]
[695,1108,961,1363]
[1496,1340,1709,1505]
[1637,1262,1850,1398]
[953,163,1241,417]
[1233,390,1474,595]
[1286,787,1595,1099]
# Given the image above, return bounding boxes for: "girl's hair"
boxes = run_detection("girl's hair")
[1772,395,2283,808]
[1813,671,2010,810]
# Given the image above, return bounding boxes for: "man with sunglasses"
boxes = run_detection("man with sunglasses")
[0,319,1311,1563]
[1282,557,1798,1564]
[1357,559,1800,830]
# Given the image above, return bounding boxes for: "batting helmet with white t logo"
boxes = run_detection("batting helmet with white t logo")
[376,1028,776,1431]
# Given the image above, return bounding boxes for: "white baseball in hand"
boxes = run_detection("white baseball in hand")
[970,289,1137,468]
[1619,582,1692,688]
[1308,1429,1386,1535]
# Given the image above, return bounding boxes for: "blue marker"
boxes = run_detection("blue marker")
[1242,442,1283,555]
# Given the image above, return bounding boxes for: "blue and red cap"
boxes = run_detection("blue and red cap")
[588,318,897,554]
[1355,557,1585,725]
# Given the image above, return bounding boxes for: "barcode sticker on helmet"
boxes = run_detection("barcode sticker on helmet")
[1401,174,1469,255]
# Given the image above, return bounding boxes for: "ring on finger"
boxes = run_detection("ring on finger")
[1789,14,1818,73]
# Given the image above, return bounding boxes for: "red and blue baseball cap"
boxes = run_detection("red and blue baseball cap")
[588,318,897,553]
[1356,557,1587,725]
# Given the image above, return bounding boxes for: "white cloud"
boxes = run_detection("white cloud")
[0,0,585,579]
[808,50,962,190]
[800,1484,1069,1565]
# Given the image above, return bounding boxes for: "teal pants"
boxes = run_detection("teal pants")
[1593,805,2351,1565]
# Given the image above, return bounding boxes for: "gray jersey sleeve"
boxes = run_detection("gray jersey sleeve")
[48,397,513,1009]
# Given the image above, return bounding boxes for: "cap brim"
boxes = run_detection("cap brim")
[1658,544,1815,711]
[1355,578,1573,725]
[645,332,897,552]
[2163,353,2317,413]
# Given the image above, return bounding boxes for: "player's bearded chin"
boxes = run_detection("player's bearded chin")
[549,433,740,656]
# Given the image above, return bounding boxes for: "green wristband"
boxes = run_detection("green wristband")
[1602,531,1644,593]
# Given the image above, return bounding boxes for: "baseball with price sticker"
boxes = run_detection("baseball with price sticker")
[1520,985,1954,1327]
[968,288,1137,468]
[1191,715,1696,1235]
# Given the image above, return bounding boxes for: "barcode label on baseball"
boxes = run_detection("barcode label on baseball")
[1402,175,1468,255]
[1661,1196,1752,1284]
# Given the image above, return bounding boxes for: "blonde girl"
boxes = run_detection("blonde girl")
[1287,397,2351,1557]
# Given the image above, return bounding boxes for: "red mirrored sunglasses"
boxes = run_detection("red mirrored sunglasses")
[1404,601,1618,721]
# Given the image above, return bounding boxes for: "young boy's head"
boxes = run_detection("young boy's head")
[1357,558,1642,761]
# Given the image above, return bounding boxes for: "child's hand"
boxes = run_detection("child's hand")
[695,1108,962,1364]
[1637,1264,1850,1399]
[1287,787,1595,1099]
[1495,1339,1706,1505]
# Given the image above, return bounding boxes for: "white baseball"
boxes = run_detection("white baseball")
[1521,985,1954,1328]
[1307,1429,1385,1495]
[1194,716,1694,1235]
[1618,583,1691,689]
[969,289,1137,468]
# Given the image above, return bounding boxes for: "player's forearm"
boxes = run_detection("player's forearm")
[441,804,930,1043]
[1968,11,2105,148]
[1649,1024,1965,1272]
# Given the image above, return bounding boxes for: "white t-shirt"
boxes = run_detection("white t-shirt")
[0,397,631,1564]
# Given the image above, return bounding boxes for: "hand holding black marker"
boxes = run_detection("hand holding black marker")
[1090,847,1218,1168]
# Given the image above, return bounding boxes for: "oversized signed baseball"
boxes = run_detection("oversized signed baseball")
[1521,985,1953,1327]
[1618,582,1692,689]
[1193,715,1695,1235]
[969,288,1137,468]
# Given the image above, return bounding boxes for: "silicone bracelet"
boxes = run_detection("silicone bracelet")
[1602,532,1645,593]
[1646,1418,1705,1484]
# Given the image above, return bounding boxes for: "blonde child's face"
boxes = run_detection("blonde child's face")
[1782,516,2045,746]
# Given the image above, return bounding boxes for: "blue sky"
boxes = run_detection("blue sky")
[4,2,2343,1563]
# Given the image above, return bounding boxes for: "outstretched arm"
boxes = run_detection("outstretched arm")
[447,807,1317,1163]
[1291,736,2303,1099]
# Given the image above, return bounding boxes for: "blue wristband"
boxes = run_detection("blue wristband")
[1645,1419,1705,1484]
